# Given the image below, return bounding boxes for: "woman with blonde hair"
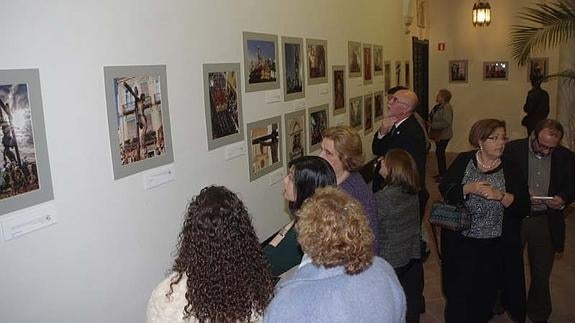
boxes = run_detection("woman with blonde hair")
[319,126,379,248]
[264,187,406,322]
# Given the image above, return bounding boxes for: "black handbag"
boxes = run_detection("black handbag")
[429,184,471,231]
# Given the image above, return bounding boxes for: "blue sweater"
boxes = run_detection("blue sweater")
[264,257,406,323]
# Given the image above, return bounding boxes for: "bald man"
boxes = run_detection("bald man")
[372,89,428,323]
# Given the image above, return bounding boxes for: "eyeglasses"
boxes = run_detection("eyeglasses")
[486,135,509,143]
[387,95,410,106]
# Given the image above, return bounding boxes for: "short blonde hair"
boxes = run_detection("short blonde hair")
[296,187,374,274]
[322,126,364,171]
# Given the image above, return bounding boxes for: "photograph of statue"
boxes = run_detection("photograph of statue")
[384,61,391,93]
[307,38,328,85]
[113,74,166,166]
[374,91,384,122]
[308,104,329,152]
[528,57,548,82]
[247,116,282,181]
[348,41,362,78]
[349,96,363,130]
[374,45,383,76]
[282,37,305,101]
[285,110,306,162]
[364,94,373,133]
[363,44,372,84]
[333,66,346,115]
[0,83,40,201]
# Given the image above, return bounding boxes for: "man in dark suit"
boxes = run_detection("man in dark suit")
[521,76,549,136]
[371,89,428,323]
[504,119,575,323]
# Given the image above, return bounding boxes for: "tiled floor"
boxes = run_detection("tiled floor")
[420,153,575,323]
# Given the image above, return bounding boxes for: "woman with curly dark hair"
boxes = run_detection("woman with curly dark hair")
[146,186,274,323]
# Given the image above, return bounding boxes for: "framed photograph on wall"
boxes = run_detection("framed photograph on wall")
[308,104,329,152]
[281,36,305,101]
[374,91,384,122]
[395,61,402,86]
[449,60,468,83]
[332,65,346,115]
[349,96,363,130]
[364,93,373,134]
[348,41,362,78]
[247,116,282,181]
[306,38,328,85]
[202,63,244,151]
[373,45,383,76]
[527,57,548,82]
[243,32,280,92]
[384,61,391,93]
[284,109,306,163]
[0,69,54,216]
[104,65,174,180]
[405,61,411,87]
[363,43,373,85]
[483,61,509,80]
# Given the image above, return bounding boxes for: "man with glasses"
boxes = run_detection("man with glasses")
[504,119,575,323]
[372,88,427,323]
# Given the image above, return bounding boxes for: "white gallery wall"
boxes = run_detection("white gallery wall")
[0,0,414,322]
[428,0,560,153]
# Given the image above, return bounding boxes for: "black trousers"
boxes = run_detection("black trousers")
[441,230,502,323]
[396,259,424,323]
[434,139,449,176]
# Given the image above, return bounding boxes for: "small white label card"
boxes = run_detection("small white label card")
[268,169,285,186]
[265,90,282,103]
[225,142,246,160]
[293,100,306,110]
[143,164,175,190]
[318,85,329,96]
[1,202,57,241]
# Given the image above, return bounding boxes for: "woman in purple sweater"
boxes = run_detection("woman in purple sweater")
[319,126,379,248]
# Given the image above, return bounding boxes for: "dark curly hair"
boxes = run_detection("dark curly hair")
[168,186,273,322]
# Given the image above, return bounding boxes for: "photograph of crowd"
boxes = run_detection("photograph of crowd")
[285,110,306,162]
[112,74,166,166]
[363,44,372,84]
[483,61,508,80]
[282,37,305,101]
[333,66,346,115]
[348,41,362,78]
[247,117,282,181]
[449,60,468,83]
[374,45,383,76]
[203,63,243,151]
[364,94,373,133]
[307,39,328,85]
[349,96,363,130]
[374,91,384,122]
[0,83,40,201]
[243,32,280,92]
[309,104,329,152]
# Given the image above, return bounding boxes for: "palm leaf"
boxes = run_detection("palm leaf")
[510,0,575,66]
[545,69,575,84]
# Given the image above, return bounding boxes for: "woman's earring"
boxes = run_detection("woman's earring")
[479,145,483,151]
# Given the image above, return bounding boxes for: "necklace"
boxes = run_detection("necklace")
[476,151,500,169]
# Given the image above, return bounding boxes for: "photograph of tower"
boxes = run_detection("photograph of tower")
[308,104,329,152]
[282,37,305,101]
[374,45,383,76]
[306,38,328,85]
[363,44,372,85]
[374,91,384,122]
[348,41,362,78]
[285,110,306,162]
[333,66,346,115]
[243,32,280,92]
[349,96,363,130]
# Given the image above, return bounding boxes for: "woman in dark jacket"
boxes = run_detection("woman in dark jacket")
[439,119,529,323]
